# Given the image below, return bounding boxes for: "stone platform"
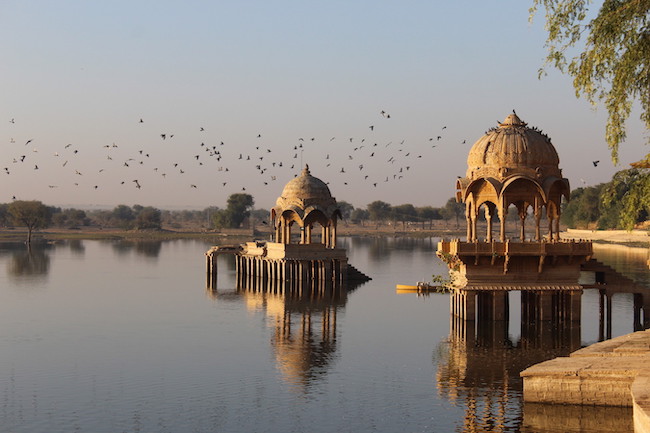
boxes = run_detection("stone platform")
[521,329,650,432]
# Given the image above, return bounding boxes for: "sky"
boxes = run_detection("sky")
[0,0,647,211]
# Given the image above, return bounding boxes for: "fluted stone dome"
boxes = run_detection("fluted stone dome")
[466,113,562,180]
[273,165,339,221]
[456,112,570,242]
[279,165,333,203]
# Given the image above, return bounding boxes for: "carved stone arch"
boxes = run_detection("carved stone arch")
[501,176,546,205]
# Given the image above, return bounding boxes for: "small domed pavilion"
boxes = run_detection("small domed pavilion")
[457,113,570,242]
[271,165,341,248]
[206,165,369,289]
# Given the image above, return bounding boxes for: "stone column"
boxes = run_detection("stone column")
[534,205,542,242]
[305,224,311,244]
[499,207,507,242]
[485,206,493,242]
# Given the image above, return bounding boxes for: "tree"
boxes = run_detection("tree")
[214,193,254,229]
[337,201,355,220]
[391,204,417,229]
[530,0,650,164]
[112,204,135,229]
[561,185,603,228]
[350,208,369,225]
[441,198,464,228]
[417,206,442,229]
[601,168,650,230]
[8,200,52,245]
[0,203,10,227]
[367,201,392,223]
[133,206,162,230]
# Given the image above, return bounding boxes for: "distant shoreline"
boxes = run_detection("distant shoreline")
[0,225,647,248]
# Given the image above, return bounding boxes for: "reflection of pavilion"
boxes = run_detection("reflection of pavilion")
[438,303,582,432]
[207,276,360,391]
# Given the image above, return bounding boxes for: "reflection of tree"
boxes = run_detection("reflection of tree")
[134,241,162,258]
[348,236,437,263]
[8,248,50,279]
[67,239,85,255]
[109,240,162,258]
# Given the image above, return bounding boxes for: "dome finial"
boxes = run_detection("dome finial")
[302,164,310,176]
[499,112,526,128]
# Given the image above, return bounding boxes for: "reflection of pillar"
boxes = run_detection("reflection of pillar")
[634,293,643,331]
[643,295,650,329]
[599,289,605,341]
[606,292,612,339]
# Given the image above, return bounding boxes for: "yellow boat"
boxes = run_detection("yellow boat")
[395,282,442,293]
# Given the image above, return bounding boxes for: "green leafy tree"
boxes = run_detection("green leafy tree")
[391,204,417,229]
[133,206,162,230]
[530,0,650,164]
[367,201,392,222]
[441,198,464,228]
[350,208,369,225]
[0,203,10,227]
[213,193,254,229]
[8,200,52,245]
[417,206,442,229]
[112,204,135,229]
[336,201,355,220]
[561,185,603,228]
[601,168,650,230]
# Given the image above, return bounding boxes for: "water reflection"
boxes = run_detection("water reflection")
[7,247,51,281]
[343,236,437,262]
[67,239,86,255]
[108,240,163,259]
[208,276,362,393]
[437,295,582,433]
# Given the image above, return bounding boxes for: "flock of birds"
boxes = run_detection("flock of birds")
[3,110,466,204]
[4,110,603,205]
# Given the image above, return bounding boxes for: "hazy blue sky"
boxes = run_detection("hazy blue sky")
[1,1,646,210]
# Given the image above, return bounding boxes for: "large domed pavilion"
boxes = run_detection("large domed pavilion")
[456,112,570,242]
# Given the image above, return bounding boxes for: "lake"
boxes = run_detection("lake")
[0,237,648,433]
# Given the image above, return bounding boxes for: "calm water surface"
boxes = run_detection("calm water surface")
[0,237,647,433]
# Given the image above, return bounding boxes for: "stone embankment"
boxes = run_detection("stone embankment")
[562,228,649,244]
[521,329,650,432]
